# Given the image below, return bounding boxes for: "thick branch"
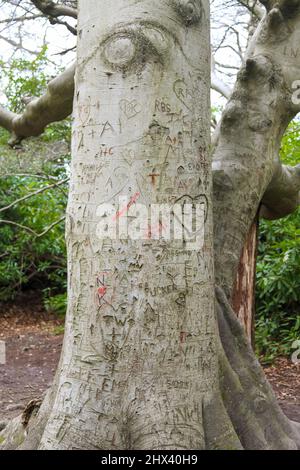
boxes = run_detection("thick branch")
[30,0,77,19]
[213,1,300,293]
[239,1,265,19]
[211,55,232,99]
[47,17,77,35]
[0,63,75,146]
[211,74,232,99]
[0,33,39,55]
[260,163,300,219]
[0,107,16,133]
[260,0,300,13]
[0,14,44,24]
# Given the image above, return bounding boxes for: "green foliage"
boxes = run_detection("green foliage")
[279,120,300,166]
[52,324,65,336]
[0,171,68,300]
[255,121,300,364]
[1,47,50,113]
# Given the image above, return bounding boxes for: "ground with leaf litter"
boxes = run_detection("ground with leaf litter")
[0,294,299,428]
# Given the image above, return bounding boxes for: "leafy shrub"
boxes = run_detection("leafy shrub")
[44,292,67,317]
[0,48,70,306]
[255,121,300,363]
[0,169,68,300]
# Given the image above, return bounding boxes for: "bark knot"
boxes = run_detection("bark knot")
[171,0,203,26]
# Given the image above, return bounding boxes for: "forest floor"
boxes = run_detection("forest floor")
[0,293,64,425]
[0,294,299,426]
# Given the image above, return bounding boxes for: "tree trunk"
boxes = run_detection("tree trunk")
[28,0,239,450]
[1,0,300,451]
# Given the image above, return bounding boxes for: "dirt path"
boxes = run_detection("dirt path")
[0,297,299,428]
[264,358,300,423]
[0,296,63,424]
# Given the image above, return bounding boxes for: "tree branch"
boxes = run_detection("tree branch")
[0,107,17,134]
[30,0,77,19]
[0,63,75,146]
[212,0,300,292]
[259,0,300,15]
[260,163,300,219]
[238,1,265,19]
[0,216,65,238]
[0,173,62,181]
[0,178,69,214]
[211,55,232,99]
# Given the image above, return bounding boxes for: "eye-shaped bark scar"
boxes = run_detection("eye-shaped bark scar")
[100,24,170,73]
[103,36,136,68]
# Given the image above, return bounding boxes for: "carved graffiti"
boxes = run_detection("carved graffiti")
[120,99,142,119]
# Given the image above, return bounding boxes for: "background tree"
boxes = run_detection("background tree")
[256,122,300,363]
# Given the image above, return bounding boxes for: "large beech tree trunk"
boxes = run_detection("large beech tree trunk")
[1,0,300,450]
[38,0,223,450]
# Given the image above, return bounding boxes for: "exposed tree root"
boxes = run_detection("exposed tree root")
[0,415,26,450]
[0,363,60,450]
[216,286,300,450]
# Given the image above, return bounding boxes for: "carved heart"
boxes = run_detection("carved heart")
[78,98,91,124]
[120,99,142,119]
[172,194,208,249]
[173,78,193,111]
[174,194,208,222]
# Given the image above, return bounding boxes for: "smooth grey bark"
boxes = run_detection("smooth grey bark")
[213,0,300,293]
[212,0,300,448]
[1,0,300,450]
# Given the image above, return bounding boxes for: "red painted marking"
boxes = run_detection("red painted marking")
[180,332,187,344]
[148,173,160,186]
[97,286,107,298]
[112,192,140,221]
[145,221,166,239]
